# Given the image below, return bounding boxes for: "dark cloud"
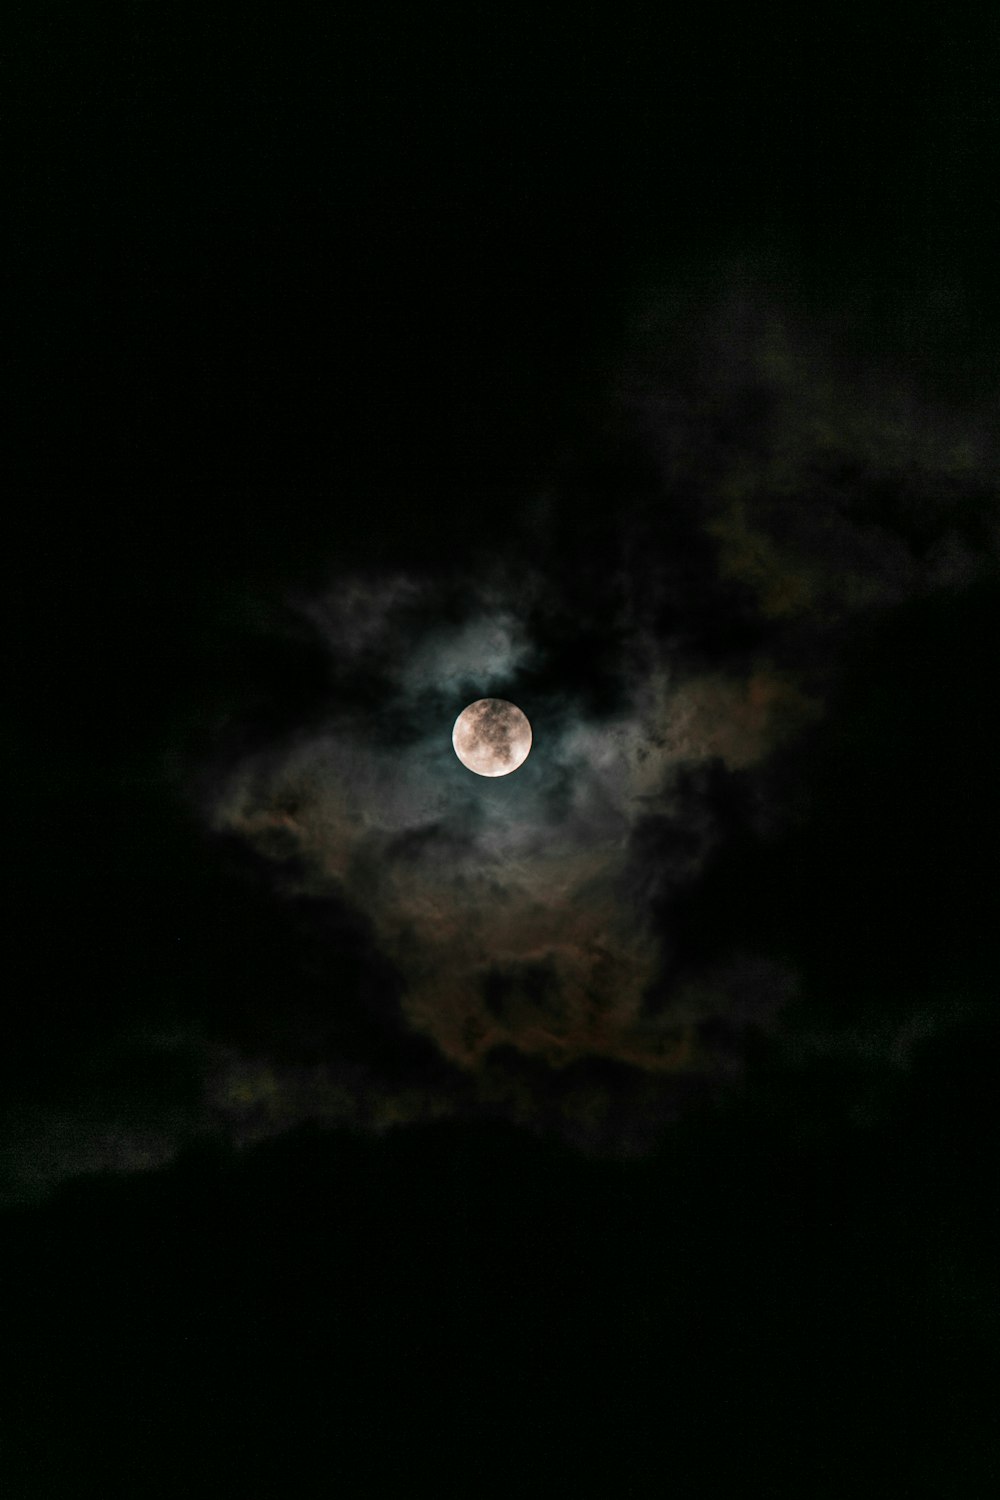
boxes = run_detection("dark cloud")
[167,282,993,1158]
[202,556,806,1103]
[5,278,997,1201]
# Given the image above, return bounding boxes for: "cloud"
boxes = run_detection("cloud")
[618,281,998,625]
[187,279,1000,1159]
[206,561,812,1129]
[8,275,994,1199]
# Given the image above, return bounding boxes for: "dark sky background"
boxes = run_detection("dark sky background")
[5,5,1000,1494]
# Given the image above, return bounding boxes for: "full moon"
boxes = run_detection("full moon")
[452,699,532,777]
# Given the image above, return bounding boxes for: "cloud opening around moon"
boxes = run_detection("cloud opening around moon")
[185,285,999,1162]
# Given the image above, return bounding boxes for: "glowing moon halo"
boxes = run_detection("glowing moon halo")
[452,699,532,777]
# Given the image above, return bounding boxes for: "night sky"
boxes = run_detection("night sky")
[6,6,1000,1494]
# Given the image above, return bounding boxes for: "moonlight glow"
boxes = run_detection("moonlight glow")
[452,699,532,777]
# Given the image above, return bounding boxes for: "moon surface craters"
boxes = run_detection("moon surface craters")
[452,699,532,777]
